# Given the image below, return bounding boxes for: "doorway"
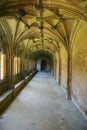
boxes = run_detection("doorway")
[41,59,46,71]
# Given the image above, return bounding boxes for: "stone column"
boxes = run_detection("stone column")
[59,49,61,85]
[10,53,14,91]
[16,48,19,75]
[67,49,72,99]
[6,49,14,91]
[20,57,23,78]
[54,59,56,79]
[6,52,10,89]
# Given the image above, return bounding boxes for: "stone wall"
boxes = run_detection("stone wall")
[0,80,8,96]
[72,20,87,115]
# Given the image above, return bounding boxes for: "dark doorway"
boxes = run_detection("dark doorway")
[41,59,46,71]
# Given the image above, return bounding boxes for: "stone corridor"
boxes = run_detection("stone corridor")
[0,72,87,130]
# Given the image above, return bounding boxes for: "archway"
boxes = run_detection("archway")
[41,59,46,71]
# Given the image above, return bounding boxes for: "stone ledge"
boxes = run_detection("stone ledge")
[0,71,37,115]
[0,90,12,102]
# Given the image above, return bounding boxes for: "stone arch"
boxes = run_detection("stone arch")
[41,59,46,71]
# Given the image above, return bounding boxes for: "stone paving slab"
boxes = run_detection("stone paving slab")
[0,72,87,130]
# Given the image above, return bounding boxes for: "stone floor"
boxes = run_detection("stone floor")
[0,72,87,130]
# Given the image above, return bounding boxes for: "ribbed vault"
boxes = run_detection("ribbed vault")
[0,0,87,59]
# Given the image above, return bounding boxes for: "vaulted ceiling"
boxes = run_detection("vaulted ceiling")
[0,0,87,59]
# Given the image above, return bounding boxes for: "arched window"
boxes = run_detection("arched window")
[14,47,21,75]
[0,50,6,80]
[41,59,46,71]
[14,56,20,75]
[0,38,6,80]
